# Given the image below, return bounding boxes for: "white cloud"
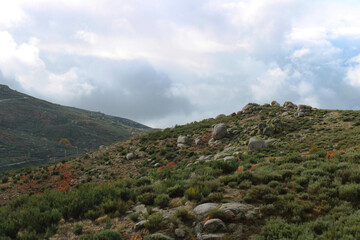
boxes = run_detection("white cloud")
[74,30,98,44]
[292,48,310,58]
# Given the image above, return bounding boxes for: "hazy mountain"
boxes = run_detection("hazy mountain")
[0,84,153,171]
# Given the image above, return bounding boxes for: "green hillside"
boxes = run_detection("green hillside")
[0,84,152,171]
[2,102,360,239]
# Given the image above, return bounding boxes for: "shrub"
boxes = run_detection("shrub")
[167,185,184,198]
[339,184,360,203]
[184,187,202,201]
[143,233,173,240]
[144,213,163,231]
[95,230,123,240]
[211,159,239,174]
[73,223,83,235]
[138,193,155,205]
[154,194,170,208]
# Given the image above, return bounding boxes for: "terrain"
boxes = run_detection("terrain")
[0,84,152,171]
[2,101,360,239]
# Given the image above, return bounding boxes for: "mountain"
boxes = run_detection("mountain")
[2,101,360,239]
[0,84,153,171]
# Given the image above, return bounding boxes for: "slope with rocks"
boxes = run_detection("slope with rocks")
[0,84,153,171]
[2,101,360,239]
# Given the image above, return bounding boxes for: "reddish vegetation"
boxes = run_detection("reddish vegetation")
[236,166,244,172]
[157,161,177,172]
[130,232,143,240]
[201,133,212,144]
[204,216,211,224]
[249,164,260,172]
[17,164,77,194]
[326,149,347,159]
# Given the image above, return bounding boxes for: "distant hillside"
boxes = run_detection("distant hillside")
[3,101,360,239]
[0,84,153,171]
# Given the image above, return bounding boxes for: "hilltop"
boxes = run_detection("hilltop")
[0,84,153,171]
[1,101,360,239]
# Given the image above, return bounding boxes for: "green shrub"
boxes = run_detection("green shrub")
[73,223,83,235]
[144,213,163,231]
[95,230,123,240]
[154,194,170,208]
[143,233,173,240]
[184,187,202,201]
[138,193,155,205]
[211,159,239,174]
[339,184,360,203]
[167,185,184,198]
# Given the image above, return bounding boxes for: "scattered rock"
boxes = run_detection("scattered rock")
[212,123,227,140]
[177,135,190,145]
[199,233,225,240]
[145,233,174,240]
[194,203,219,216]
[283,101,297,109]
[242,103,260,114]
[195,138,201,145]
[271,101,280,107]
[224,156,235,161]
[248,137,266,151]
[297,104,312,112]
[203,218,226,233]
[126,153,134,160]
[281,112,289,117]
[175,228,186,238]
[296,111,305,117]
[215,114,226,119]
[220,203,254,215]
[134,220,146,231]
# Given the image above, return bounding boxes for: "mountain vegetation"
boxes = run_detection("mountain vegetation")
[0,84,152,171]
[2,101,360,239]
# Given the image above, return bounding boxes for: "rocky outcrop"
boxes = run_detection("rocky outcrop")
[242,103,260,114]
[194,203,219,216]
[126,153,134,160]
[177,135,190,147]
[215,114,226,119]
[283,101,297,110]
[271,101,280,107]
[212,123,227,140]
[203,219,226,233]
[248,137,266,151]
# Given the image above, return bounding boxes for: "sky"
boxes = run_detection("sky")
[1,0,360,128]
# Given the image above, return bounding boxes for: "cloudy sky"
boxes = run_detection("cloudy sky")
[1,0,360,127]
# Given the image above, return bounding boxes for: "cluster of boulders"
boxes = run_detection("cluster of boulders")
[131,202,258,240]
[296,104,312,117]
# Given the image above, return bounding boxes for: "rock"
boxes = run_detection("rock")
[177,135,190,145]
[195,222,203,235]
[262,126,274,137]
[199,234,225,240]
[95,215,108,224]
[177,143,186,148]
[133,204,147,215]
[271,101,280,107]
[175,228,186,238]
[126,153,134,160]
[203,218,226,233]
[248,137,266,151]
[212,123,227,140]
[242,103,260,114]
[297,104,312,112]
[296,111,305,117]
[194,203,219,216]
[281,112,289,117]
[195,138,201,145]
[283,101,297,109]
[145,233,174,240]
[224,156,234,161]
[134,220,146,231]
[220,203,254,215]
[215,114,226,119]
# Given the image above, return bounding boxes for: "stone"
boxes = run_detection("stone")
[220,203,254,215]
[281,112,289,117]
[195,138,201,145]
[212,123,227,140]
[199,234,225,240]
[242,103,260,114]
[283,101,297,109]
[203,218,226,233]
[224,156,235,161]
[297,104,312,112]
[271,101,280,107]
[248,137,266,151]
[194,203,219,216]
[215,114,226,119]
[177,135,190,144]
[175,228,186,238]
[296,111,305,117]
[126,153,134,160]
[145,233,174,240]
[134,220,146,231]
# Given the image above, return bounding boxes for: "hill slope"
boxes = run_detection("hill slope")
[2,102,360,239]
[0,84,152,171]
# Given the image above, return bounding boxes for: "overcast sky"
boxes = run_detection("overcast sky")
[1,0,360,127]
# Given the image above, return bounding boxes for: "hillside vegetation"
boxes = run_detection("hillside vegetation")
[0,84,152,171]
[2,101,360,239]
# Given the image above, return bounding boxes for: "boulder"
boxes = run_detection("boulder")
[215,114,226,119]
[195,138,201,145]
[296,111,305,117]
[281,112,289,117]
[212,123,227,140]
[199,234,225,240]
[177,135,190,144]
[194,203,219,216]
[203,218,226,233]
[242,103,260,114]
[283,101,297,109]
[271,101,280,107]
[145,233,174,240]
[297,104,312,112]
[133,220,146,231]
[175,228,186,238]
[126,153,134,160]
[248,137,266,151]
